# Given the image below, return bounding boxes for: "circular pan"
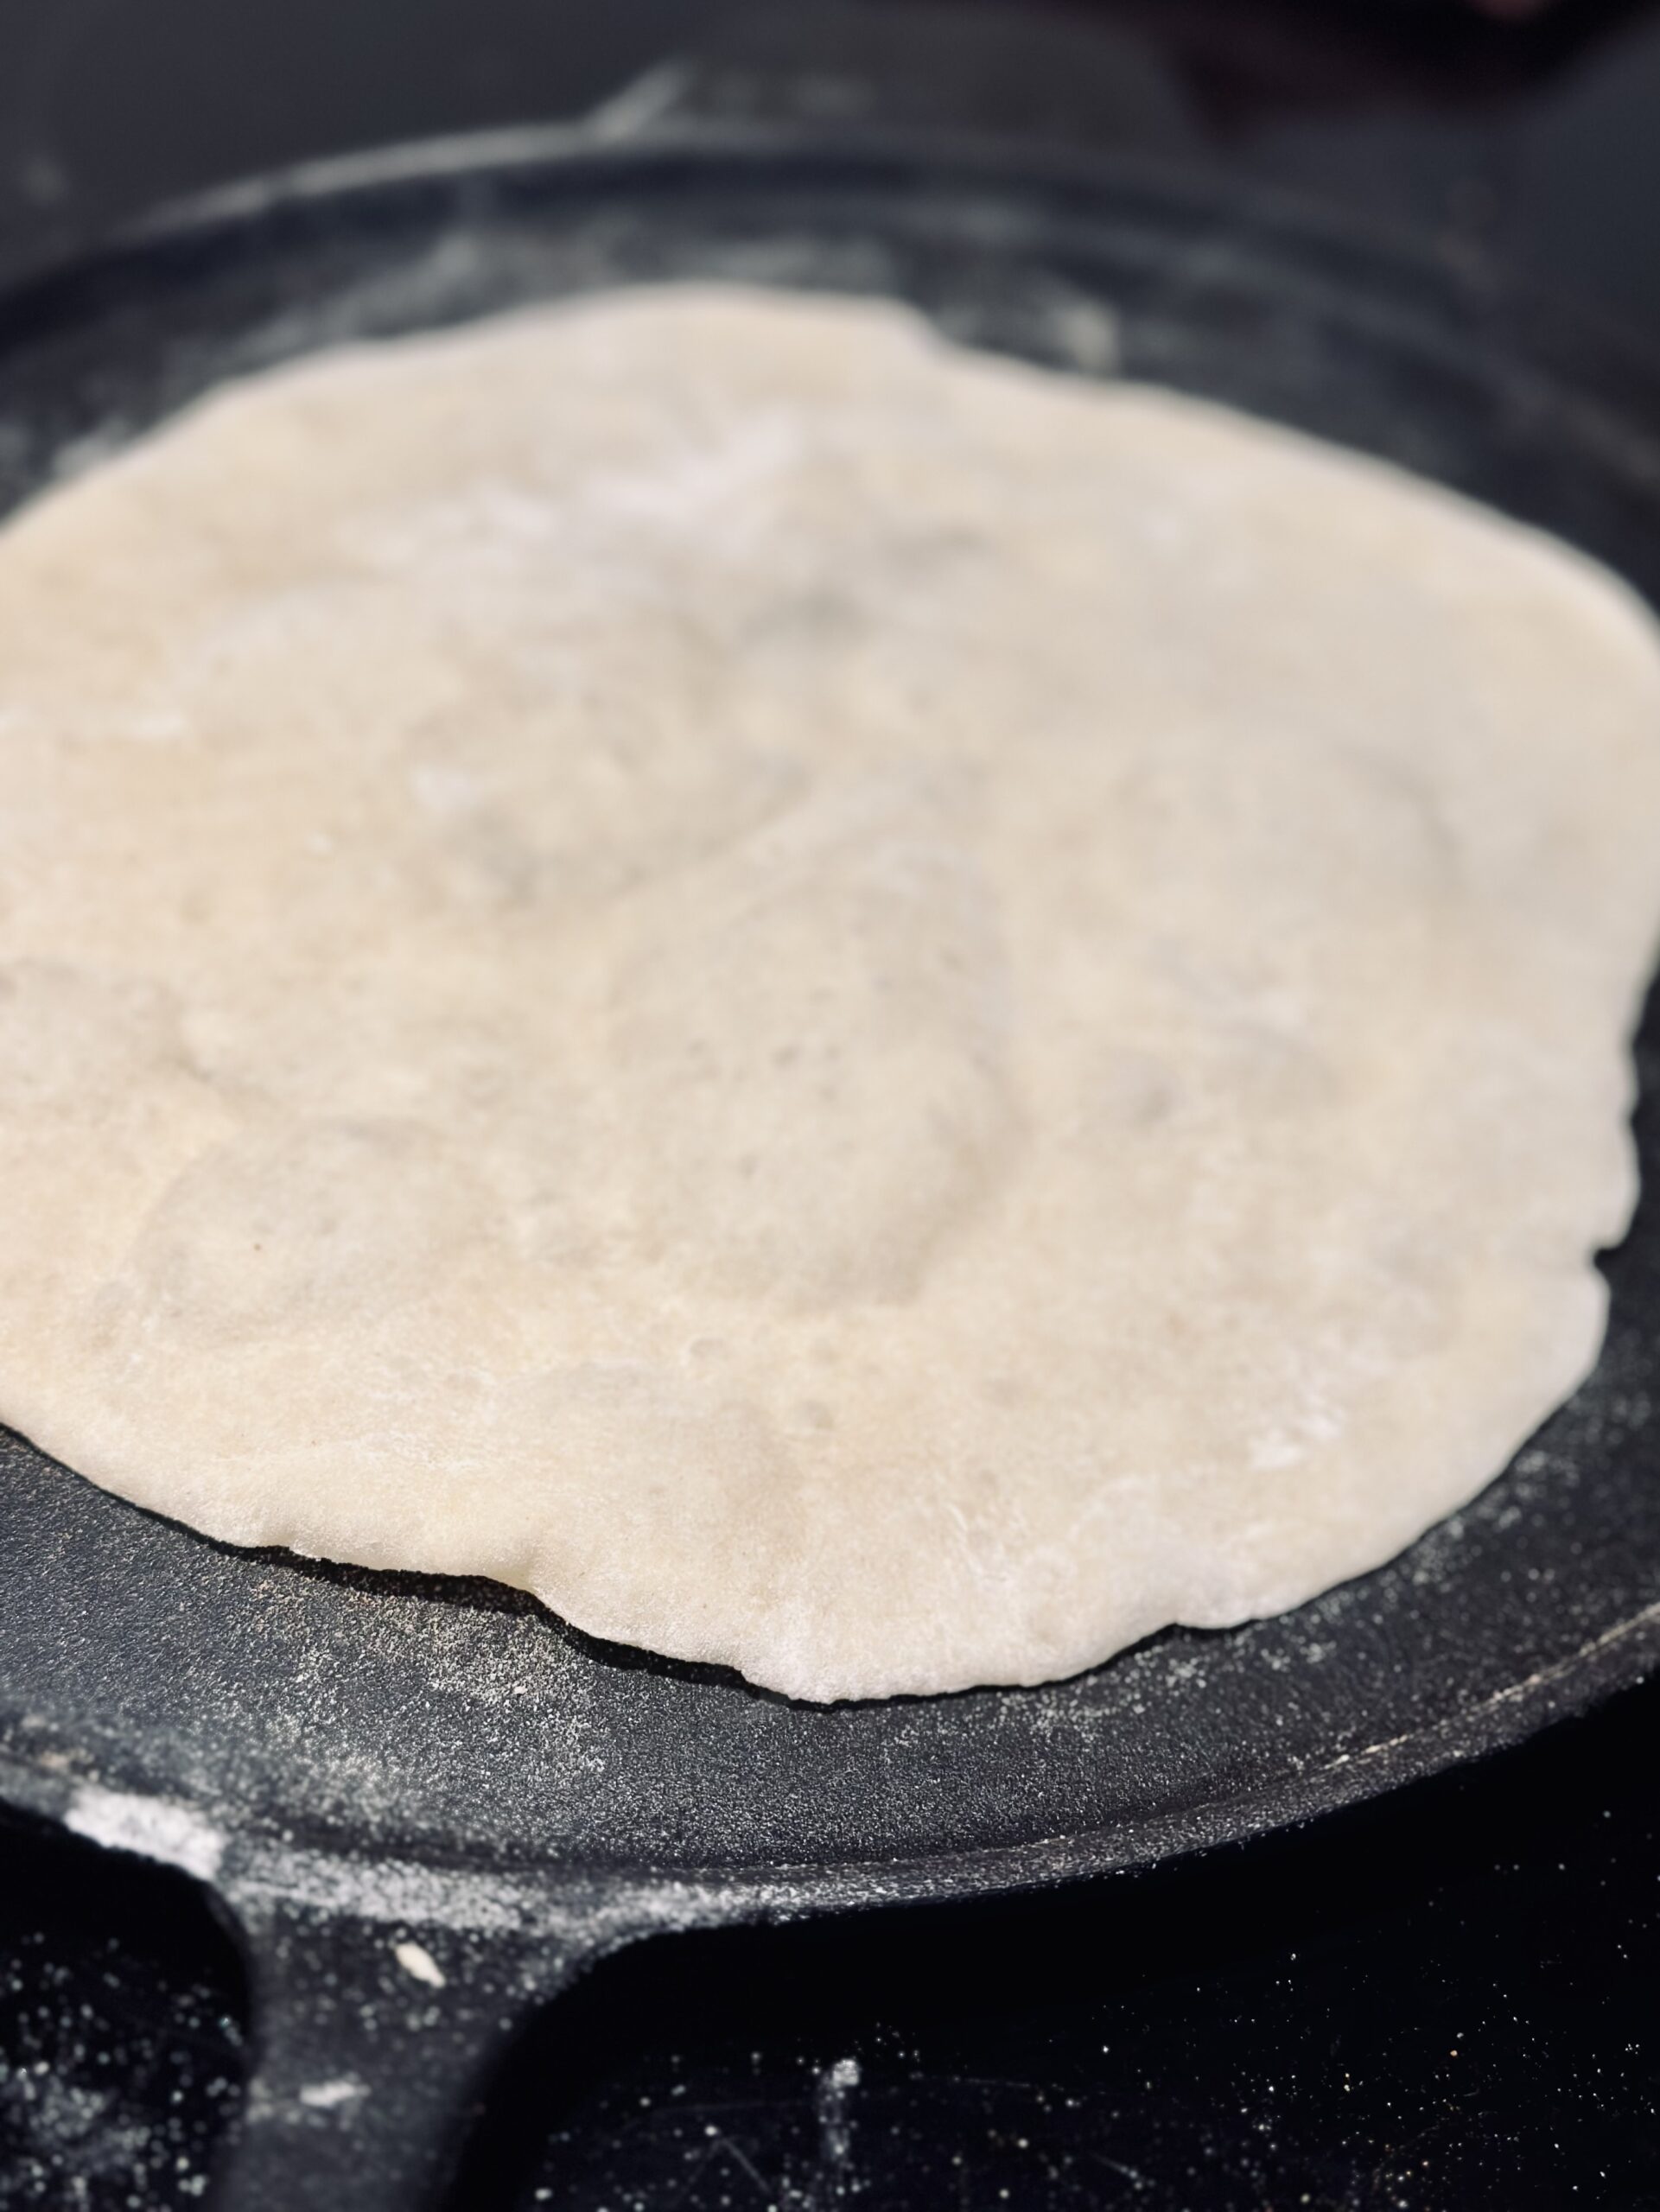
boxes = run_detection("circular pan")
[1,127,1658,1902]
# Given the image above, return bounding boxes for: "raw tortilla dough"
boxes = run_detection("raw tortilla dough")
[2,286,1658,1702]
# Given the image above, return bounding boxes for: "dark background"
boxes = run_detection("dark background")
[1,3,1659,2206]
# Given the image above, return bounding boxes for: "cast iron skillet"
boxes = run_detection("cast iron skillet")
[2,126,1659,2212]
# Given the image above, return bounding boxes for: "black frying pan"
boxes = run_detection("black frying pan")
[2,127,1659,2212]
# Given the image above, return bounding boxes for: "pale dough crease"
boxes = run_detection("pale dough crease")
[2,286,1658,1699]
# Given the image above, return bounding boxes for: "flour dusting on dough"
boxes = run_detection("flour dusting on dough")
[1,286,1658,1699]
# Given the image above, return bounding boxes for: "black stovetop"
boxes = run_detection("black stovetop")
[2,4,1659,2206]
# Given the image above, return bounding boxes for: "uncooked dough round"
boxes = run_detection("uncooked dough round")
[2,285,1658,1700]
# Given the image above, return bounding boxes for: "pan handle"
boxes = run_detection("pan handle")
[205,1885,604,2212]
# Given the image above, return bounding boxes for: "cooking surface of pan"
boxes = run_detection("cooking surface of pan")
[1,130,1658,2209]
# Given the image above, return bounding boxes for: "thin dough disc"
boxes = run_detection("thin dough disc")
[2,286,1658,1700]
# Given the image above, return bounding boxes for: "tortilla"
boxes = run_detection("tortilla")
[2,284,1657,1700]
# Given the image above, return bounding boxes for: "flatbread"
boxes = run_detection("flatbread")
[2,284,1658,1700]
